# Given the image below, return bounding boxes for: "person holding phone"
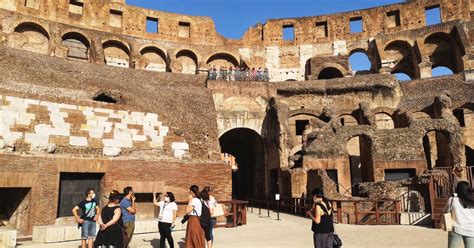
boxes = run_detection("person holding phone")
[153,192,178,248]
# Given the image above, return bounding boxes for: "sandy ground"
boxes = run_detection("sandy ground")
[18,210,447,248]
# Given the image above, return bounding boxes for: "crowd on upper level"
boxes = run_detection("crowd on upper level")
[207,66,270,82]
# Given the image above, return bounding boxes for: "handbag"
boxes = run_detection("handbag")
[441,197,455,232]
[211,203,225,218]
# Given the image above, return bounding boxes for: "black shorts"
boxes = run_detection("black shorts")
[202,225,211,241]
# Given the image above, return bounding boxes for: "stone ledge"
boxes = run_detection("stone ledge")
[32,219,161,244]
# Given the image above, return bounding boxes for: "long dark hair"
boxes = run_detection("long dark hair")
[456,181,474,208]
[190,185,199,198]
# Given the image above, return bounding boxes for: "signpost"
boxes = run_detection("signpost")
[275,194,281,220]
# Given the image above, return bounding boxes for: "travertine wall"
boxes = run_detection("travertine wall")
[0,0,472,81]
[0,95,189,158]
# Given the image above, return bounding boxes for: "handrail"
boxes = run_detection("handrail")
[247,195,400,225]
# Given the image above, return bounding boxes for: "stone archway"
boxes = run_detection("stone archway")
[219,128,266,199]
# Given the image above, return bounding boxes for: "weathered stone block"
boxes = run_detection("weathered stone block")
[69,136,88,147]
[0,228,16,248]
[103,146,121,156]
[25,133,49,147]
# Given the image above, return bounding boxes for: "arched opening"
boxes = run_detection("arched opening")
[13,22,50,54]
[206,53,239,69]
[340,114,358,127]
[62,32,90,60]
[176,49,198,74]
[219,128,265,199]
[431,66,454,77]
[103,40,130,68]
[347,135,374,196]
[424,32,463,74]
[384,40,418,79]
[141,46,167,72]
[318,67,343,80]
[394,72,412,81]
[375,112,395,129]
[349,51,371,74]
[423,131,453,169]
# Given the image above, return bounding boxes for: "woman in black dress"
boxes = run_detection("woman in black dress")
[95,190,125,248]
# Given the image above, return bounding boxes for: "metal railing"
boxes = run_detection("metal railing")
[207,69,270,82]
[247,195,401,225]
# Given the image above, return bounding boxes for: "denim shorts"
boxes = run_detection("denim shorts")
[81,220,97,239]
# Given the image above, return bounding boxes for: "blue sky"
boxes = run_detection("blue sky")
[126,0,452,79]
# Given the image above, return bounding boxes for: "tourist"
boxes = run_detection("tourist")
[153,192,178,248]
[184,185,206,248]
[95,190,125,248]
[202,186,218,247]
[257,67,263,81]
[72,188,100,248]
[306,188,334,248]
[120,186,137,246]
[443,181,474,248]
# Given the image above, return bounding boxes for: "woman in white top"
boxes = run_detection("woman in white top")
[184,185,205,248]
[153,192,178,248]
[443,181,474,248]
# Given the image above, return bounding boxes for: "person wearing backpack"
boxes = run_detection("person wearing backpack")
[184,185,206,248]
[200,188,213,248]
[306,188,334,248]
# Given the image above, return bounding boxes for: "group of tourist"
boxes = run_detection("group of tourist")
[72,187,136,248]
[72,185,219,248]
[207,66,270,82]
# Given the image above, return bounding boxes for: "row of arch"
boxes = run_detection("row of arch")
[10,22,465,81]
[11,22,242,74]
[311,30,464,81]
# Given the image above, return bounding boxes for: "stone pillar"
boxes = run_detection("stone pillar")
[419,61,433,79]
[290,168,307,198]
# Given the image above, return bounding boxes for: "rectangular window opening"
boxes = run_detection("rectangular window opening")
[326,170,339,192]
[110,9,123,28]
[282,24,295,41]
[316,21,328,37]
[146,17,159,33]
[384,169,416,181]
[295,120,309,136]
[69,0,83,15]
[350,17,363,33]
[178,22,191,38]
[25,0,40,9]
[386,10,401,28]
[425,5,441,25]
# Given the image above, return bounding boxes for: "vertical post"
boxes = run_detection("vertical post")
[395,200,400,225]
[337,201,342,224]
[277,199,280,220]
[232,201,237,227]
[242,203,247,225]
[354,201,358,225]
[267,196,270,217]
[375,201,380,225]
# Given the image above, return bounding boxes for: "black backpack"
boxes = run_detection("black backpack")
[199,200,212,228]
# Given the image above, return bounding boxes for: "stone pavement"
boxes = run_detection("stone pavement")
[18,210,447,248]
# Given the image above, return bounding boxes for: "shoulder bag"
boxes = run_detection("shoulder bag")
[441,197,455,232]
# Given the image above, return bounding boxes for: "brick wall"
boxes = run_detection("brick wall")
[0,154,232,235]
